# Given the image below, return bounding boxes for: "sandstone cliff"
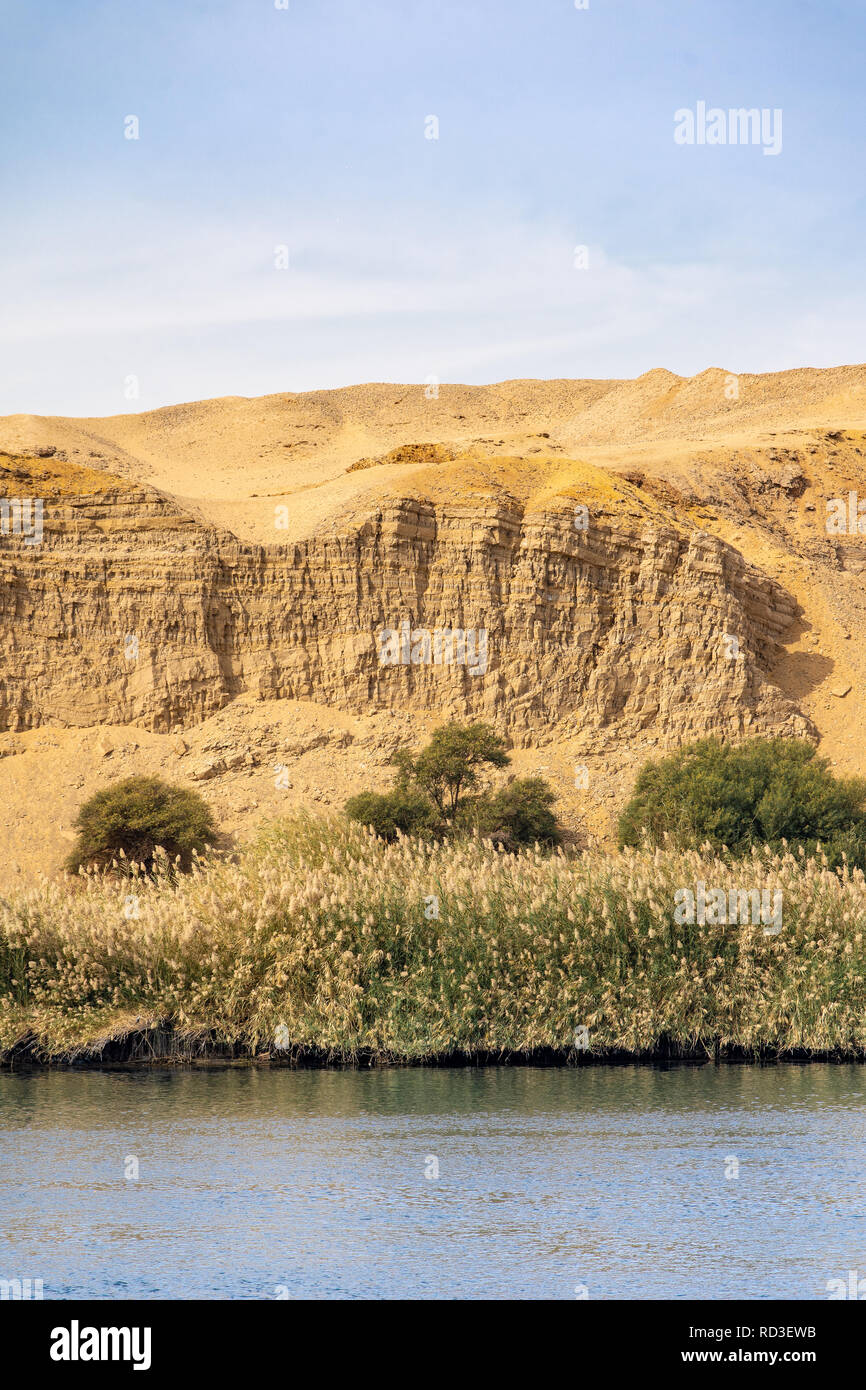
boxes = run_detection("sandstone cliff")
[3,365,866,876]
[0,450,810,753]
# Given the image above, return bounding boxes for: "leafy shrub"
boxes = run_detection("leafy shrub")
[65,775,217,875]
[618,737,866,867]
[344,787,435,842]
[459,777,561,849]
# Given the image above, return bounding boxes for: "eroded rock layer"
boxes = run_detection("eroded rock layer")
[0,452,809,749]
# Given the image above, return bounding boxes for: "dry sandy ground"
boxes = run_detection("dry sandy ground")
[0,697,608,880]
[3,364,866,878]
[2,364,865,543]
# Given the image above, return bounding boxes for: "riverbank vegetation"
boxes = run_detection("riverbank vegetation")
[3,816,866,1063]
[619,737,866,870]
[345,721,561,849]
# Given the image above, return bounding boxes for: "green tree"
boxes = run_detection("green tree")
[65,776,217,875]
[391,721,509,820]
[618,737,866,867]
[346,721,561,849]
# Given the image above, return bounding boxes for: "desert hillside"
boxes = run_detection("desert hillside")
[2,364,866,877]
[3,364,866,543]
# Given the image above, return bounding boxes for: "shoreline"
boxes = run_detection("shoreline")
[4,1027,866,1071]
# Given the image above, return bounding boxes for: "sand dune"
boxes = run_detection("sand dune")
[3,364,866,543]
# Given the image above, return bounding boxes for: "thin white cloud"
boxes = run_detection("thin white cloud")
[1,205,864,413]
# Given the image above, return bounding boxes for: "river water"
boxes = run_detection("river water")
[1,1064,864,1300]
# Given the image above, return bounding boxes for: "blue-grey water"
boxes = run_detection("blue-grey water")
[1,1064,864,1300]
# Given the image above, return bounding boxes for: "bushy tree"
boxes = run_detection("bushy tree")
[618,737,866,867]
[390,721,509,819]
[346,722,560,849]
[65,776,217,875]
[460,776,561,849]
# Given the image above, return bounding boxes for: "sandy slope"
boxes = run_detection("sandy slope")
[2,364,866,542]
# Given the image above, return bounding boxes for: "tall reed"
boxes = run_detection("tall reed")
[2,817,864,1060]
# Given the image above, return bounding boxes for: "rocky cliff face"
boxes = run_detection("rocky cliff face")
[0,451,810,750]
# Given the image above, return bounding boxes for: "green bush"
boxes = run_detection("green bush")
[344,787,435,841]
[65,775,218,875]
[618,737,866,867]
[459,777,561,849]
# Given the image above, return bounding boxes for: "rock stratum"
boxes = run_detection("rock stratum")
[0,449,810,745]
[2,363,866,875]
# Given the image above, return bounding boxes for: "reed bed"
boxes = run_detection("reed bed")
[2,816,866,1061]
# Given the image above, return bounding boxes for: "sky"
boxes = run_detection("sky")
[1,0,865,416]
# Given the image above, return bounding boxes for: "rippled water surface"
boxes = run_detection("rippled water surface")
[1,1064,865,1299]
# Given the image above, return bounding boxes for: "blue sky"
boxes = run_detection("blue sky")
[1,0,864,415]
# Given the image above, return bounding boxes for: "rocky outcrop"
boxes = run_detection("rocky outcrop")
[0,454,811,748]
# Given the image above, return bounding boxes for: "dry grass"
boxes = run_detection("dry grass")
[2,816,865,1061]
